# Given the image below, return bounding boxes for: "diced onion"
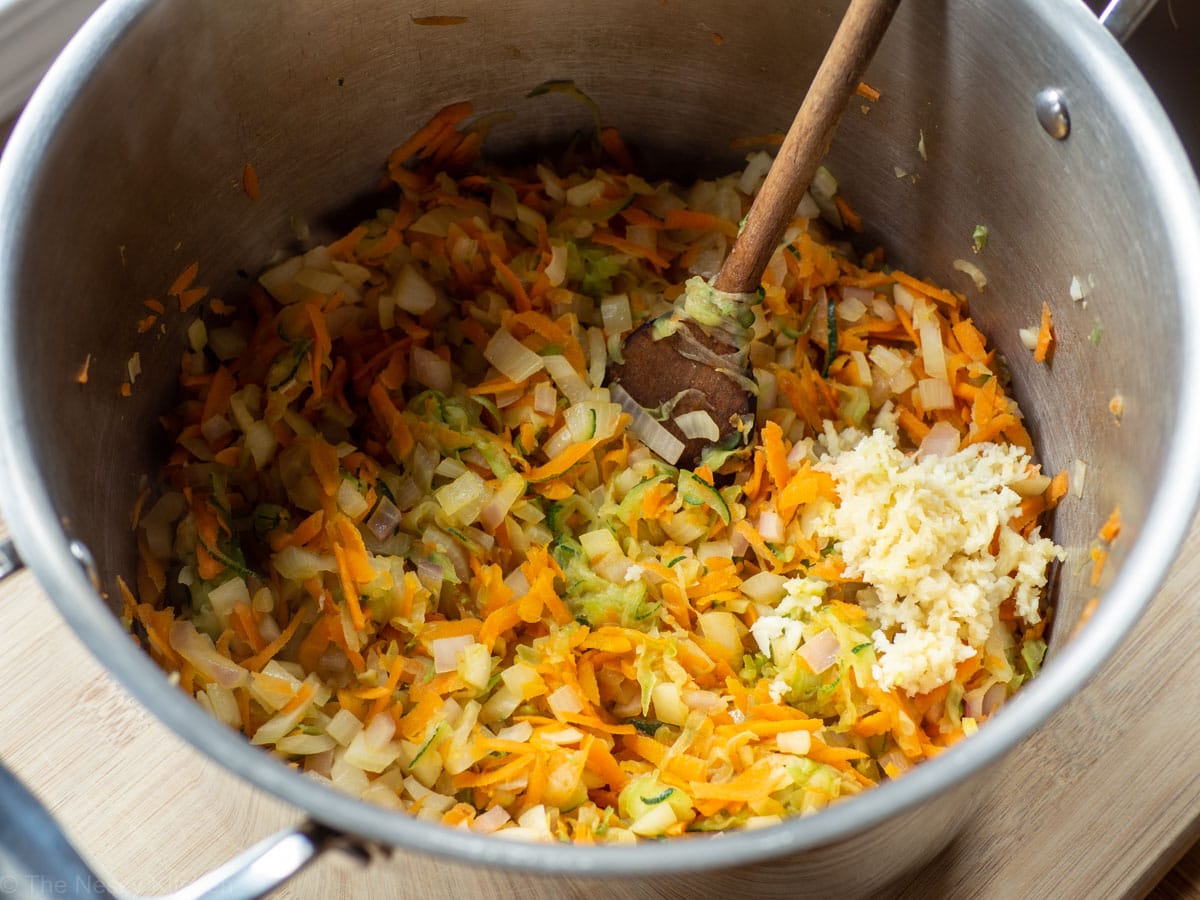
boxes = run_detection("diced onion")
[798,629,840,674]
[545,242,568,287]
[337,479,370,518]
[533,380,558,415]
[756,509,784,543]
[1011,473,1052,497]
[392,265,438,314]
[366,495,402,541]
[1070,275,1087,302]
[547,684,584,716]
[485,328,544,383]
[543,354,590,404]
[600,293,633,335]
[674,409,720,442]
[953,258,988,292]
[187,319,208,352]
[435,470,489,525]
[580,528,622,560]
[411,346,452,393]
[892,282,917,314]
[432,635,476,674]
[471,805,513,835]
[916,302,947,383]
[1018,326,1039,350]
[850,350,872,386]
[273,545,336,580]
[737,151,773,195]
[740,571,788,604]
[794,190,820,219]
[1071,458,1088,498]
[169,620,249,688]
[609,383,684,465]
[869,344,905,377]
[480,473,526,532]
[565,177,604,207]
[917,420,960,460]
[259,256,303,302]
[837,295,867,322]
[917,378,955,411]
[586,327,606,388]
[776,729,812,755]
[294,266,345,296]
[809,166,842,228]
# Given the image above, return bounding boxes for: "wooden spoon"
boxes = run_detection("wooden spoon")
[608,0,901,467]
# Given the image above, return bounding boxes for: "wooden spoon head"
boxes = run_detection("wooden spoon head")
[608,317,754,468]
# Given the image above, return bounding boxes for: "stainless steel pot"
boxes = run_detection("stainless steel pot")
[1,0,1197,897]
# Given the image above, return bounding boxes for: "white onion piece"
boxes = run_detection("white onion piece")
[609,383,684,464]
[837,296,867,322]
[547,684,584,716]
[431,635,475,673]
[1071,458,1088,498]
[392,265,438,315]
[565,177,604,207]
[471,805,513,834]
[366,496,402,540]
[737,151,773,195]
[545,242,568,287]
[600,293,633,335]
[952,258,988,292]
[586,327,606,388]
[479,473,526,532]
[892,282,918,314]
[201,415,233,445]
[917,378,955,411]
[533,380,558,415]
[169,620,249,688]
[916,420,960,460]
[543,354,590,404]
[674,409,720,442]
[982,681,1008,715]
[842,285,874,305]
[850,350,872,386]
[1018,326,1040,350]
[798,629,840,675]
[915,301,947,383]
[756,509,784,543]
[485,328,545,383]
[410,347,452,393]
[869,344,904,377]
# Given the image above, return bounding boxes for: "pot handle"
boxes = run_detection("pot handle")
[0,758,357,900]
[0,539,22,582]
[1099,0,1159,43]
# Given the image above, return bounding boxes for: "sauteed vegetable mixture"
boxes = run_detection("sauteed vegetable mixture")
[127,103,1065,841]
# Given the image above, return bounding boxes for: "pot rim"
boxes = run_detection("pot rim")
[2,0,1199,877]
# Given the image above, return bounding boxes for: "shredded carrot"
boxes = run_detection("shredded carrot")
[855,81,881,102]
[242,163,261,200]
[168,261,200,297]
[1034,302,1054,363]
[1099,506,1122,543]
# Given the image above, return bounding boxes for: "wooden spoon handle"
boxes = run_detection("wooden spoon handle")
[713,0,901,294]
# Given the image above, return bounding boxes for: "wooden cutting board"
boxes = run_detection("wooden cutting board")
[0,512,1197,899]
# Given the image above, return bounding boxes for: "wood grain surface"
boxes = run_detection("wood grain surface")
[0,511,1197,900]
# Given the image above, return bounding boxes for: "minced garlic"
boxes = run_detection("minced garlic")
[814,429,1064,695]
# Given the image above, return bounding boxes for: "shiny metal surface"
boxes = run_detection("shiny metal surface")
[0,539,21,581]
[1,0,1199,895]
[1101,0,1160,41]
[1,756,340,900]
[1034,87,1071,139]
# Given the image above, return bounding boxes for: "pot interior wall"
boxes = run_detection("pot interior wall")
[8,0,1174,653]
